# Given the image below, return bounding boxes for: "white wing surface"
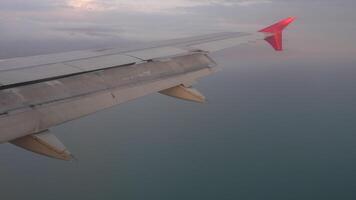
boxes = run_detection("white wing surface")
[0,17,295,160]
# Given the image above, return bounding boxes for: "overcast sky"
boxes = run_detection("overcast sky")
[0,0,355,59]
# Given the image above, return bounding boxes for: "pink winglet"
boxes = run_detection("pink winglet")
[259,17,296,51]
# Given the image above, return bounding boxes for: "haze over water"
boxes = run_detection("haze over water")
[0,1,355,199]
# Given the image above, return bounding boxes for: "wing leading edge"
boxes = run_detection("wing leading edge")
[0,17,295,160]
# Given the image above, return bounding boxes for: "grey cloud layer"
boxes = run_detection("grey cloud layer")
[0,0,272,12]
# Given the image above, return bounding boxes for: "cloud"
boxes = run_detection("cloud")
[66,0,272,13]
[0,0,273,43]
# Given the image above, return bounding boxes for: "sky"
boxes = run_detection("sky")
[0,1,356,200]
[1,0,355,58]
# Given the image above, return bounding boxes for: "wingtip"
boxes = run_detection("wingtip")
[284,17,295,26]
[259,17,296,33]
[286,16,296,21]
[259,17,296,51]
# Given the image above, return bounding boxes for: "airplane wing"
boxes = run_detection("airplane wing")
[0,17,295,160]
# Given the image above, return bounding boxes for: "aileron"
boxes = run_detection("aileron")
[65,54,139,71]
[0,63,82,86]
[125,46,188,61]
